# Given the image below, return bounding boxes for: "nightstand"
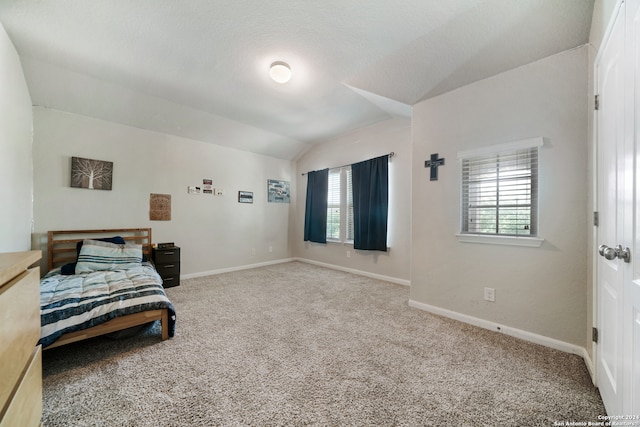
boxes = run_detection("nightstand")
[152,246,180,288]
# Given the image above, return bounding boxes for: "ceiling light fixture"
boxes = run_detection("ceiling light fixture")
[269,61,292,83]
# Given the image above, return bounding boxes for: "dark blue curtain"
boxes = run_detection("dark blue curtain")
[351,155,388,251]
[304,169,329,244]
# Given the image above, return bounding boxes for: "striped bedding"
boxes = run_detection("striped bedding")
[39,262,176,348]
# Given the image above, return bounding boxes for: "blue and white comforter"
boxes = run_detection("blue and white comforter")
[39,262,176,348]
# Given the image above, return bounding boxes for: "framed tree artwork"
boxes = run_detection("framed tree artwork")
[70,157,113,190]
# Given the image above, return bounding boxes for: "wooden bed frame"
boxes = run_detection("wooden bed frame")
[44,228,170,349]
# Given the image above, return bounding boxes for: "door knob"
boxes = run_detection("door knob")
[599,245,618,260]
[615,245,631,263]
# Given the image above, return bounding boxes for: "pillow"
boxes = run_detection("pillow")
[60,237,127,275]
[75,239,143,273]
[60,262,77,275]
[76,236,126,258]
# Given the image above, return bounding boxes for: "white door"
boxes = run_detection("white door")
[626,0,640,416]
[596,1,626,417]
[598,0,640,418]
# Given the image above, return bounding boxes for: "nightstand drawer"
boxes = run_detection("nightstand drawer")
[155,262,180,277]
[152,248,180,264]
[160,275,180,288]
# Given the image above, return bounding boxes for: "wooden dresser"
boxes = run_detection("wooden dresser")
[0,250,42,427]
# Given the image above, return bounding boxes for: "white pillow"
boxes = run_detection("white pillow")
[75,239,143,273]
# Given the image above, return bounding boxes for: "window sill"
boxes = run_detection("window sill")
[455,234,544,247]
[326,239,354,246]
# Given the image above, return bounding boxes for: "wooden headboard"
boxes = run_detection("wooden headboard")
[47,228,153,272]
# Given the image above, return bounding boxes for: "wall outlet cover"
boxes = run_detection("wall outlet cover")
[484,287,496,302]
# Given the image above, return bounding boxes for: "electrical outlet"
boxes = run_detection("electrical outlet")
[484,287,495,302]
[268,246,273,253]
[346,250,351,258]
[215,188,224,196]
[251,248,256,256]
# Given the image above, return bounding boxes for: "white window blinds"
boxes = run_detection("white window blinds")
[460,141,540,237]
[346,168,354,241]
[327,167,354,242]
[327,169,341,240]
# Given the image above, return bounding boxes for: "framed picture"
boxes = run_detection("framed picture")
[149,193,171,221]
[238,191,253,204]
[267,179,290,203]
[70,156,113,190]
[203,179,213,194]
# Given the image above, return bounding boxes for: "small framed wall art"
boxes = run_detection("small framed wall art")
[267,179,290,203]
[238,191,253,203]
[150,193,172,221]
[203,179,213,194]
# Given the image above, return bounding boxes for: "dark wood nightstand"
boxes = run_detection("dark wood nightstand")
[152,246,180,288]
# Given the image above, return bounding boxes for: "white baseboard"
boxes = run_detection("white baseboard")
[293,257,411,286]
[180,257,410,286]
[408,299,588,359]
[583,347,596,384]
[180,258,295,280]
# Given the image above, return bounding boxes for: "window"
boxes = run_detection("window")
[460,139,541,239]
[327,167,353,242]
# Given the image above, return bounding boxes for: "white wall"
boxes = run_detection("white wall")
[411,47,589,347]
[32,108,294,276]
[0,23,33,252]
[292,118,412,283]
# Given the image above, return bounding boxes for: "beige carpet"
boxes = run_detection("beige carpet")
[41,261,605,426]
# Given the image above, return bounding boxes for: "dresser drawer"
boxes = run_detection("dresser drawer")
[0,345,42,427]
[0,267,40,411]
[152,248,180,264]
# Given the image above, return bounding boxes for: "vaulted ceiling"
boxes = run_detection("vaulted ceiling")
[0,0,594,160]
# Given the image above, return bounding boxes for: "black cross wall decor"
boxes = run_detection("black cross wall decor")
[424,153,445,181]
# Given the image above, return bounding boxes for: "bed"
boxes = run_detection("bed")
[39,228,176,349]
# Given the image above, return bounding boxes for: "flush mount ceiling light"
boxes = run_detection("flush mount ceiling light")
[269,61,292,83]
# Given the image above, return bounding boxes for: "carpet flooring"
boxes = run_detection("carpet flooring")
[41,261,605,426]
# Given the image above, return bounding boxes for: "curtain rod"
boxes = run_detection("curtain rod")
[301,152,395,176]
